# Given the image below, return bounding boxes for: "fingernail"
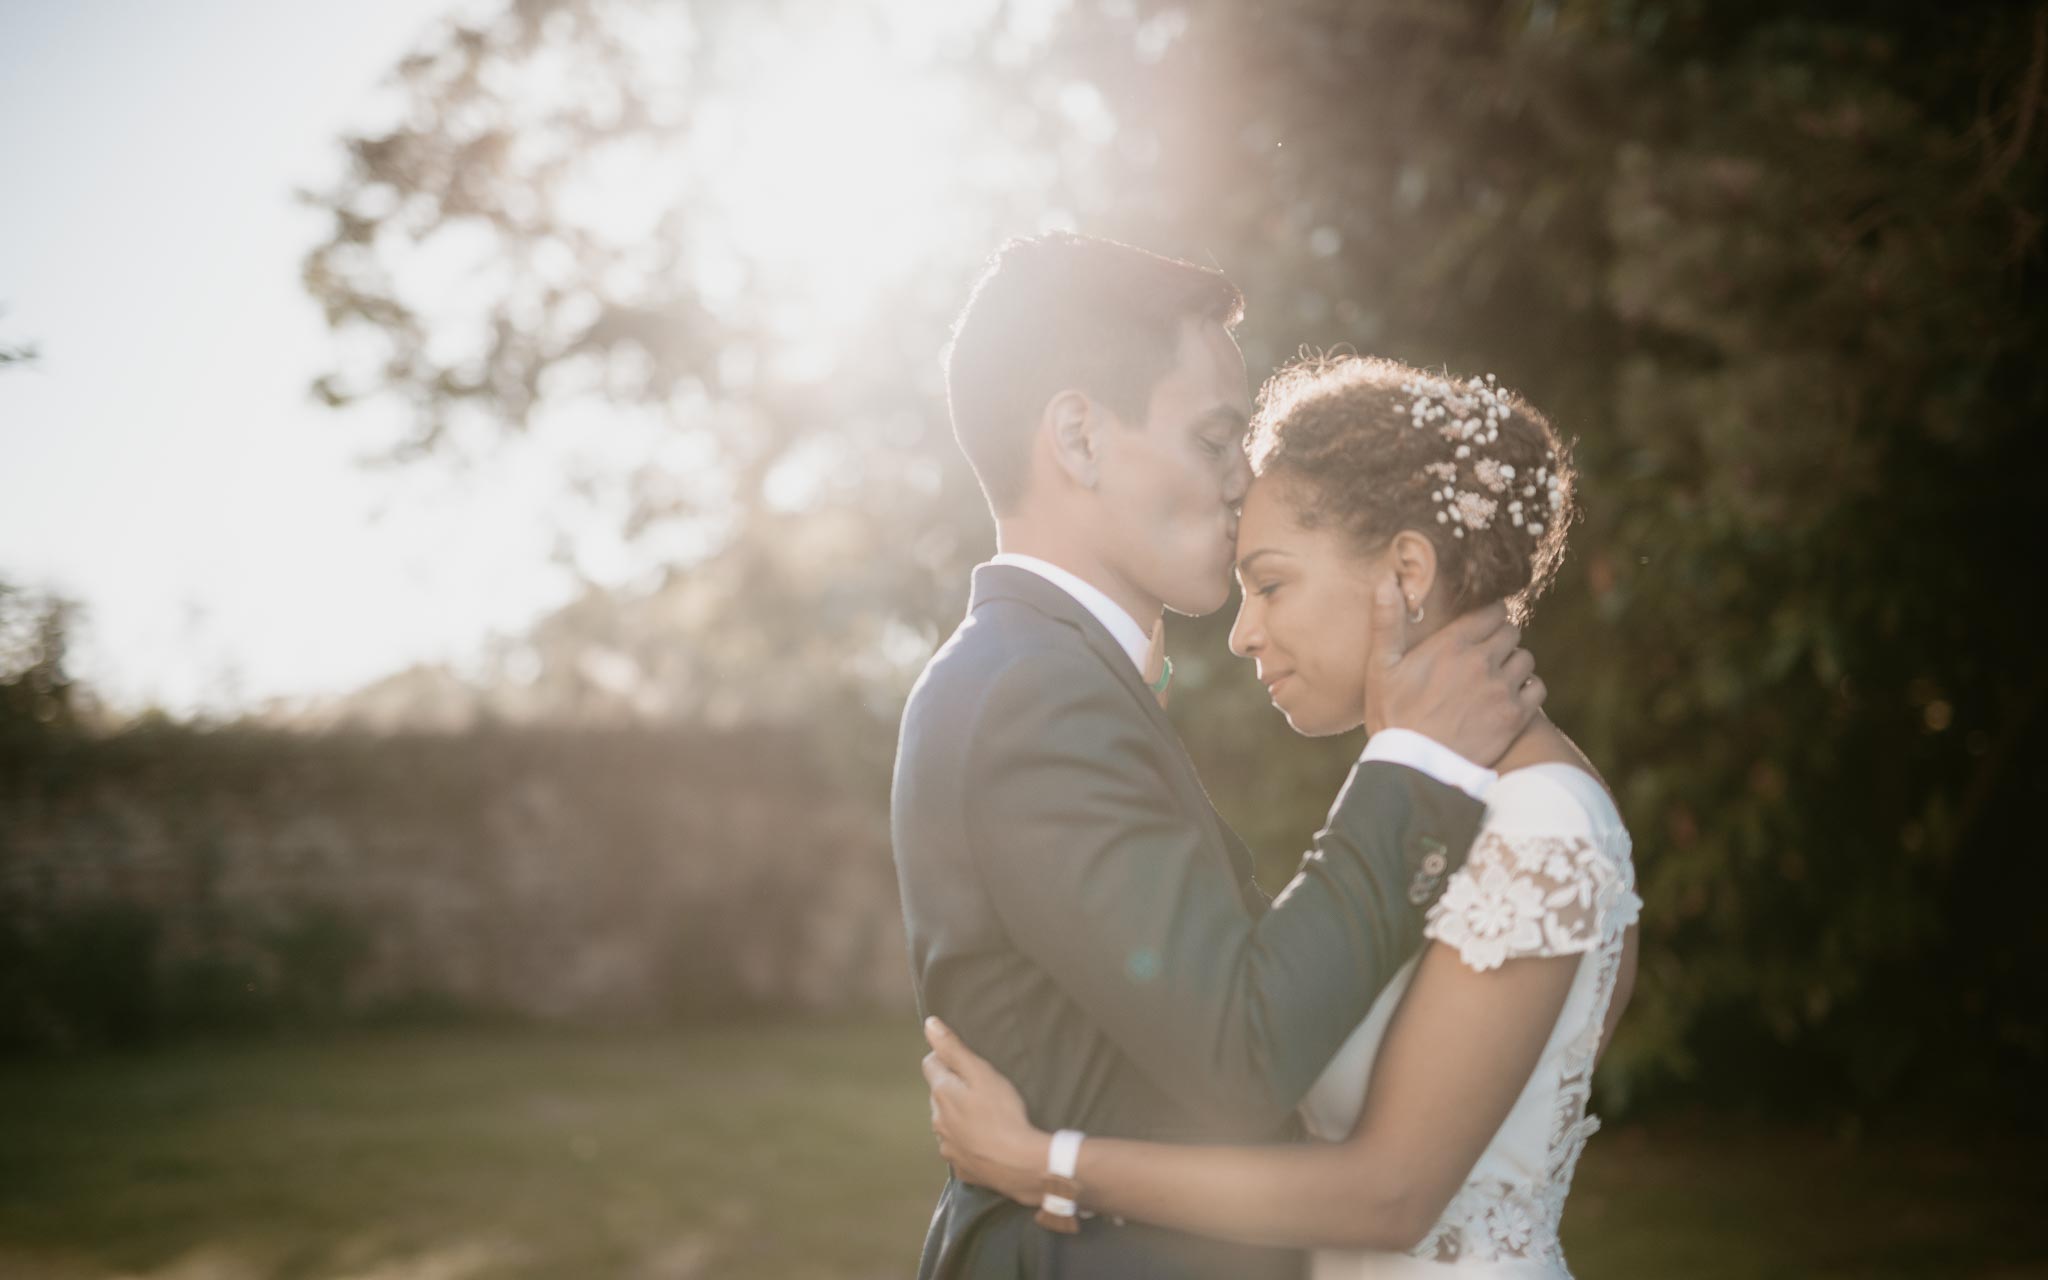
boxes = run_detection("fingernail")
[925,1016,944,1037]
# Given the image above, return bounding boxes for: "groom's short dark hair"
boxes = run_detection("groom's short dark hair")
[944,233,1243,514]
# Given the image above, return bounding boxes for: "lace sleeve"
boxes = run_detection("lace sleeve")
[1423,768,1634,973]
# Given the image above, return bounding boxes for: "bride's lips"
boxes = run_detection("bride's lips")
[1261,671,1293,699]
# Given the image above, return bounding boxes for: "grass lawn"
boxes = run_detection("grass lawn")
[0,1021,2039,1279]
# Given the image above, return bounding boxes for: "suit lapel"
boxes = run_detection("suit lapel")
[967,565,1262,907]
[970,565,1168,729]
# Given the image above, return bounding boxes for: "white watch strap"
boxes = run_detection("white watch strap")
[1041,1129,1086,1219]
[1048,1129,1085,1178]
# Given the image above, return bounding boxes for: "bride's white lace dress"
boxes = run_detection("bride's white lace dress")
[1300,763,1640,1280]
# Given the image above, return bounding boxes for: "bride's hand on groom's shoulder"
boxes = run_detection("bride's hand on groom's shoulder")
[923,1017,1048,1206]
[1363,577,1542,766]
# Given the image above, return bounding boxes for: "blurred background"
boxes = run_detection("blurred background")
[2,0,2044,1276]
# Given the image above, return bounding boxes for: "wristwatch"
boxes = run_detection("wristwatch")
[1034,1129,1087,1233]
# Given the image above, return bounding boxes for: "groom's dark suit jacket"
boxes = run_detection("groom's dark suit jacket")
[892,564,1484,1280]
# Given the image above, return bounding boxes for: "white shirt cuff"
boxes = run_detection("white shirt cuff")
[1359,728,1498,802]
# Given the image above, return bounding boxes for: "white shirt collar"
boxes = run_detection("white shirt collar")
[989,553,1152,672]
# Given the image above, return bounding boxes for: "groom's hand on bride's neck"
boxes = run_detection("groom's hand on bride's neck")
[1363,579,1543,767]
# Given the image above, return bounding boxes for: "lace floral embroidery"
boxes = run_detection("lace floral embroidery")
[1411,823,1643,1268]
[1427,832,1619,972]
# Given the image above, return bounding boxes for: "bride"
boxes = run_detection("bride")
[922,355,1642,1279]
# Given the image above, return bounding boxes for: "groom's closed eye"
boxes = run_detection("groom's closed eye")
[1194,405,1249,445]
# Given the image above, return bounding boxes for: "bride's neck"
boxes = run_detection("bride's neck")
[1493,711,1607,791]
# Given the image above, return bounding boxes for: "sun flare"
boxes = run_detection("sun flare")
[543,7,1016,346]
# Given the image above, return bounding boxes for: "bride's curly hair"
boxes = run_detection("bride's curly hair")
[1246,354,1577,625]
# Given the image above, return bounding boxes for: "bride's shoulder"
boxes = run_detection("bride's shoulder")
[1485,720,1620,833]
[1483,766,1598,833]
[1484,764,1623,842]
[1433,760,1637,971]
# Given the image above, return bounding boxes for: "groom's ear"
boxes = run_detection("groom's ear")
[1044,389,1102,490]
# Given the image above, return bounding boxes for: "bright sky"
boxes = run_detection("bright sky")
[0,0,603,716]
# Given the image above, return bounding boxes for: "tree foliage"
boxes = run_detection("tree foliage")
[0,581,80,748]
[304,0,2048,1118]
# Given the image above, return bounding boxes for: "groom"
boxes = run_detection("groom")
[892,233,1539,1279]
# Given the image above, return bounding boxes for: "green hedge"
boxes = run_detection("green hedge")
[0,723,905,1050]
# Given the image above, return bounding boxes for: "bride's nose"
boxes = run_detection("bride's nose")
[1228,594,1262,658]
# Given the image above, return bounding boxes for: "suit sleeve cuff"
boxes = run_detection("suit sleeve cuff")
[1360,729,1497,802]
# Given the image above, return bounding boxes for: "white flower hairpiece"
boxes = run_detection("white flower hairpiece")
[1403,372,1563,538]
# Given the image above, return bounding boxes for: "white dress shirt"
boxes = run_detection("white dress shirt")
[990,552,1152,672]
[985,555,1496,800]
[1359,728,1496,801]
